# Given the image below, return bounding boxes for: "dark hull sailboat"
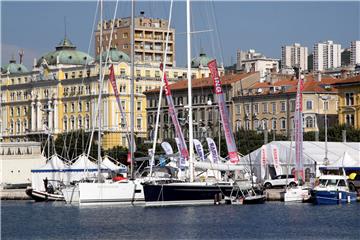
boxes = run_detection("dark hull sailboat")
[143,181,235,206]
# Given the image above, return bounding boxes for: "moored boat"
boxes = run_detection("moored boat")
[311,175,357,204]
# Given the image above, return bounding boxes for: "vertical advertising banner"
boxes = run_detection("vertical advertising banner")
[160,63,189,160]
[208,60,239,164]
[206,138,219,163]
[193,139,205,161]
[260,145,267,180]
[271,145,282,175]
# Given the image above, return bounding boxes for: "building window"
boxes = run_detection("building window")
[254,119,259,130]
[290,100,295,112]
[345,93,354,106]
[306,100,313,110]
[345,114,354,126]
[121,100,126,111]
[145,70,150,77]
[85,115,90,129]
[121,117,126,128]
[245,104,250,115]
[253,104,259,114]
[236,104,241,114]
[305,116,314,128]
[63,117,68,131]
[177,97,183,106]
[71,103,75,112]
[10,107,14,117]
[262,103,268,113]
[86,102,90,112]
[137,118,142,130]
[272,119,277,130]
[78,116,83,128]
[120,68,126,76]
[261,119,268,130]
[24,107,27,115]
[155,71,160,78]
[280,101,286,112]
[78,102,82,112]
[271,102,276,113]
[137,101,141,111]
[323,101,329,111]
[245,120,250,130]
[280,118,286,129]
[17,107,21,116]
[136,70,141,77]
[64,104,68,113]
[123,33,128,38]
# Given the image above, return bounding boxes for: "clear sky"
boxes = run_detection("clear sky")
[1,1,359,69]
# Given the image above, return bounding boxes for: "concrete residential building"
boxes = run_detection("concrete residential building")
[95,13,176,66]
[313,40,341,71]
[237,49,279,81]
[281,43,308,71]
[233,74,339,137]
[144,72,260,142]
[350,40,360,66]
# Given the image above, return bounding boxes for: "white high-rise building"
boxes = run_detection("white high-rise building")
[350,40,360,65]
[281,43,308,71]
[313,40,341,71]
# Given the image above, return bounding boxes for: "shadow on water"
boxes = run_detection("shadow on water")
[2,201,360,240]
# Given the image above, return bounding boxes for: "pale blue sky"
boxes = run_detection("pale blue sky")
[1,1,359,69]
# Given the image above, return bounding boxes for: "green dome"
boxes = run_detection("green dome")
[37,37,93,66]
[1,59,29,74]
[96,47,130,63]
[191,51,212,68]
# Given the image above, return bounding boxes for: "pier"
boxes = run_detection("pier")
[0,188,31,200]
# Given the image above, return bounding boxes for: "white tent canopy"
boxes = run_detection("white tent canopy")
[101,155,127,172]
[240,141,360,179]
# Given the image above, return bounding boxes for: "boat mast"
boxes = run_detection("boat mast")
[97,0,103,183]
[130,0,135,179]
[187,0,194,182]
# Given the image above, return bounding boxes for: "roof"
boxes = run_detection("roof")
[332,75,360,86]
[191,51,213,68]
[248,75,338,96]
[96,47,130,63]
[145,72,255,94]
[1,59,29,74]
[37,37,93,66]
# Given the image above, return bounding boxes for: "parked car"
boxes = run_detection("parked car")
[263,175,297,189]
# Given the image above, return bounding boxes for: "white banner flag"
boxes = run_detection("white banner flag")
[260,145,267,180]
[271,145,282,175]
[175,138,186,167]
[206,138,219,163]
[193,139,205,161]
[161,142,174,155]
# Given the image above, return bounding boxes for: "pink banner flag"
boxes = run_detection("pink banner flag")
[208,60,239,164]
[294,76,304,182]
[260,145,267,180]
[109,65,133,150]
[271,145,282,175]
[160,63,189,160]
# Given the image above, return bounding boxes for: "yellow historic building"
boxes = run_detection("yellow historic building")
[0,37,223,149]
[333,75,360,128]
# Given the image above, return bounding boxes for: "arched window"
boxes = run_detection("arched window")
[70,116,75,130]
[78,115,82,128]
[261,119,268,130]
[305,116,313,128]
[63,116,68,131]
[272,118,277,130]
[85,115,90,129]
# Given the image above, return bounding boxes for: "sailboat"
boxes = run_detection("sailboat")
[142,0,259,206]
[283,68,311,202]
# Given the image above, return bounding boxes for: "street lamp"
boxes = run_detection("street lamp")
[320,95,330,165]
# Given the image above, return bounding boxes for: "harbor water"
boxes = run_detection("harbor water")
[2,201,360,240]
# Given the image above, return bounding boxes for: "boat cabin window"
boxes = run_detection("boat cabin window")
[327,179,338,186]
[319,179,327,186]
[338,180,346,187]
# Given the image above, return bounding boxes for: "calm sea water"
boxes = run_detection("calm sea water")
[1,201,360,240]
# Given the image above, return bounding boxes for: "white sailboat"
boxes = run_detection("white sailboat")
[284,68,311,202]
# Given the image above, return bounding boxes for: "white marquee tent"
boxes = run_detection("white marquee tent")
[240,141,360,180]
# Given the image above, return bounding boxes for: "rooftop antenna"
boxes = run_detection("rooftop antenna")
[64,16,67,39]
[19,49,24,64]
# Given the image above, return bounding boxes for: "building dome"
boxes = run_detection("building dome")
[1,58,29,74]
[96,47,130,63]
[191,51,213,68]
[37,37,93,66]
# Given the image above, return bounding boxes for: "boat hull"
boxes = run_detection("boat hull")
[62,185,80,204]
[311,190,357,205]
[143,182,235,206]
[284,187,311,202]
[25,187,64,202]
[78,180,144,205]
